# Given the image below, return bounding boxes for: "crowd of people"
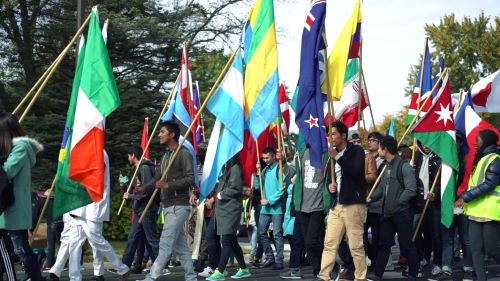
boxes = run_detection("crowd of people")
[0,112,499,281]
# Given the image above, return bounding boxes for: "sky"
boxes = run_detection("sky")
[269,0,499,130]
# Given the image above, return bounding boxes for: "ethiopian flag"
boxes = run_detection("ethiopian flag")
[411,73,458,228]
[54,7,119,218]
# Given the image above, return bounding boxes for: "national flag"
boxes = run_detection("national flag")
[199,50,244,199]
[387,117,396,138]
[54,8,119,218]
[470,70,500,113]
[193,81,205,143]
[278,82,290,134]
[327,0,361,101]
[161,79,199,186]
[332,58,368,127]
[141,118,150,159]
[179,46,199,154]
[239,129,276,187]
[432,57,445,91]
[295,0,328,168]
[454,91,500,195]
[242,0,279,139]
[407,41,432,126]
[411,74,458,227]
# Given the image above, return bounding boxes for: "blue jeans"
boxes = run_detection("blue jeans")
[258,213,284,264]
[8,230,43,281]
[122,207,160,267]
[441,214,473,270]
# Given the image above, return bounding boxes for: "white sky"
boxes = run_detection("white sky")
[270,0,499,129]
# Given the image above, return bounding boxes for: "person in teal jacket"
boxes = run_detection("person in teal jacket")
[253,147,285,269]
[0,112,43,281]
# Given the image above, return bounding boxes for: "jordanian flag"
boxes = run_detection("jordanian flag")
[54,7,119,218]
[411,73,458,227]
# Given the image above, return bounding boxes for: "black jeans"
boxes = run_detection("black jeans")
[288,215,304,269]
[299,211,325,276]
[218,235,246,272]
[468,220,500,281]
[206,217,221,269]
[373,210,419,279]
[253,208,264,260]
[364,212,381,265]
[31,196,63,268]
[8,230,42,281]
[122,207,160,267]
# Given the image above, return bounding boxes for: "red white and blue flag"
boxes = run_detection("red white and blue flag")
[407,41,432,125]
[470,70,500,113]
[454,91,500,195]
[295,0,328,168]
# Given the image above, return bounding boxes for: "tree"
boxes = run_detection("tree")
[404,13,500,127]
[0,0,246,190]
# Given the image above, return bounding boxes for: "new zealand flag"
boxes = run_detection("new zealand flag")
[295,0,328,168]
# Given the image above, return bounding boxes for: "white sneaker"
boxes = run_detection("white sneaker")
[431,265,442,276]
[198,266,213,277]
[160,268,171,276]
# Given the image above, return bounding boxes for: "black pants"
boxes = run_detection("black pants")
[218,235,246,272]
[469,220,500,281]
[206,217,221,269]
[364,212,382,265]
[288,215,305,269]
[373,210,419,279]
[0,231,15,281]
[254,208,264,260]
[299,211,325,276]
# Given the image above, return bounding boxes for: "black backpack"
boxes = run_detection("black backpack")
[395,160,425,211]
[0,156,14,215]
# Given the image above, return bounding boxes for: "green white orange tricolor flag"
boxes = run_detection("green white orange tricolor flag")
[411,73,458,228]
[54,7,119,218]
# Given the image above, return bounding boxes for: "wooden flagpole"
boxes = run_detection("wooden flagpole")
[255,141,265,200]
[139,47,240,223]
[17,14,92,123]
[412,164,442,241]
[367,69,447,200]
[276,115,285,189]
[320,46,337,187]
[117,72,181,216]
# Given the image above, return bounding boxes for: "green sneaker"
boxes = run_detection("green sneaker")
[231,268,251,279]
[207,269,226,281]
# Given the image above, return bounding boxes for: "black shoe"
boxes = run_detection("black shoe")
[194,260,205,272]
[44,273,60,281]
[91,276,105,281]
[366,273,381,281]
[272,262,284,270]
[251,259,261,269]
[130,266,142,274]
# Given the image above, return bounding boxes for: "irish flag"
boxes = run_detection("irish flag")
[411,73,458,228]
[54,8,119,218]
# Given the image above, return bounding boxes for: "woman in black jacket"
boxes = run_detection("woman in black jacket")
[455,129,500,281]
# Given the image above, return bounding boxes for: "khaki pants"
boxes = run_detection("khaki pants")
[319,204,367,281]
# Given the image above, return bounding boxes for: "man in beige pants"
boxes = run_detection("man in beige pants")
[316,121,367,281]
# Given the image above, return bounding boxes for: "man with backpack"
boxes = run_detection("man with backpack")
[253,147,285,270]
[367,136,419,281]
[120,146,160,273]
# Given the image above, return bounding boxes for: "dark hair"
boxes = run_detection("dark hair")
[367,132,383,141]
[473,129,499,167]
[263,147,276,155]
[222,154,241,181]
[330,121,348,141]
[379,136,398,155]
[160,121,180,142]
[0,112,25,157]
[127,145,143,159]
[398,144,412,162]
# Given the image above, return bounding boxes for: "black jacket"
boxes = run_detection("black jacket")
[461,145,500,203]
[415,148,442,206]
[331,143,367,207]
[127,159,157,214]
